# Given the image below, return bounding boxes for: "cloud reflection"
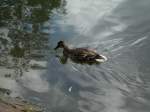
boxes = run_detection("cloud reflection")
[21,70,50,93]
[63,0,126,37]
[79,88,127,112]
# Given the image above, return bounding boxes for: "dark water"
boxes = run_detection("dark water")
[0,0,150,112]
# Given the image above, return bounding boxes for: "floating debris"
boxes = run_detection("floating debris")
[68,86,72,92]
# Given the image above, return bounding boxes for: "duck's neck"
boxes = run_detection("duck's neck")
[63,45,71,53]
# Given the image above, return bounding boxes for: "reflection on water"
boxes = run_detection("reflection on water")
[1,0,150,112]
[0,0,65,94]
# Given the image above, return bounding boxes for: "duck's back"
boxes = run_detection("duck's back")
[68,48,99,60]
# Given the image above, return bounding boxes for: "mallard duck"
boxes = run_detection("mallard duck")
[54,41,107,64]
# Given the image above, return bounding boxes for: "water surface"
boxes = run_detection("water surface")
[0,0,150,112]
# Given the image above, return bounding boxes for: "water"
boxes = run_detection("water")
[0,0,150,112]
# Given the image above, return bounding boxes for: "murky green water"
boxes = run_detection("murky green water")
[0,0,150,112]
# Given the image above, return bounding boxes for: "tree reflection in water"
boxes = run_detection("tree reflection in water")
[0,0,66,79]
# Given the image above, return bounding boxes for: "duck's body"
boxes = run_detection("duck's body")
[55,41,107,64]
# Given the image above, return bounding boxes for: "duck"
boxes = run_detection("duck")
[54,41,107,64]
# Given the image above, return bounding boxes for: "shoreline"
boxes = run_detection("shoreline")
[0,93,43,112]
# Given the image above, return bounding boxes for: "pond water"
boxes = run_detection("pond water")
[0,0,150,112]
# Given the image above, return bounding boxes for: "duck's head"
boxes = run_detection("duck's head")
[54,41,65,50]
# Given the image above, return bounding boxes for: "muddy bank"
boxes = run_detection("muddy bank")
[0,91,42,112]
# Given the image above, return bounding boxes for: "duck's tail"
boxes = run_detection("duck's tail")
[95,54,107,63]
